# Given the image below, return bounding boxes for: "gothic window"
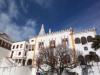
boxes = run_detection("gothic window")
[50,40,56,48]
[39,42,44,50]
[62,38,67,48]
[81,37,87,45]
[16,45,19,48]
[18,52,21,56]
[87,36,93,42]
[75,38,81,44]
[20,44,23,48]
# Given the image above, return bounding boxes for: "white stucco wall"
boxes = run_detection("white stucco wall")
[0,47,10,58]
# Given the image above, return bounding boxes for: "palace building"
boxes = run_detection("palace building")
[9,24,96,66]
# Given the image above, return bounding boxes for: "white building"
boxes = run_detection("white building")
[9,24,96,66]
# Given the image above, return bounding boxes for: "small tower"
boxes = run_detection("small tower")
[39,24,46,36]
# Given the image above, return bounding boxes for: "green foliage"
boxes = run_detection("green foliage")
[92,35,100,50]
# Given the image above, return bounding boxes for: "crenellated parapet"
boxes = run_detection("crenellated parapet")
[74,27,96,34]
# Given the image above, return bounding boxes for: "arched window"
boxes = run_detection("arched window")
[81,37,87,45]
[87,36,93,42]
[62,38,67,48]
[39,42,44,50]
[75,38,81,44]
[50,40,56,48]
[27,59,32,65]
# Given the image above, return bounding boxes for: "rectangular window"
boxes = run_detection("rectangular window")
[16,45,19,49]
[18,52,21,56]
[13,45,15,49]
[25,51,27,56]
[20,44,23,48]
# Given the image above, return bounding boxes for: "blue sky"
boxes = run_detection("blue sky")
[0,0,100,41]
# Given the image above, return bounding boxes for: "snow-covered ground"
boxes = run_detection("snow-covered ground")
[0,57,33,75]
[0,57,100,75]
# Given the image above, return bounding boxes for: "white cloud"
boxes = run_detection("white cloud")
[0,0,37,41]
[20,0,28,13]
[0,13,36,41]
[8,0,19,18]
[33,0,53,8]
[0,0,6,10]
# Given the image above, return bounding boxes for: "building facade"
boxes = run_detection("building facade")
[0,33,13,58]
[9,24,96,66]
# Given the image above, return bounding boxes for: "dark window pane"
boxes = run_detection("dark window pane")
[16,45,19,48]
[18,52,21,56]
[81,37,87,45]
[87,36,93,42]
[13,45,15,49]
[75,38,81,44]
[84,47,88,50]
[39,42,44,50]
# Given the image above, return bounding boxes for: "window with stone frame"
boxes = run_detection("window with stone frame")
[87,36,93,42]
[62,38,67,48]
[81,37,87,45]
[75,38,81,44]
[18,52,21,56]
[39,42,44,50]
[49,40,56,48]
